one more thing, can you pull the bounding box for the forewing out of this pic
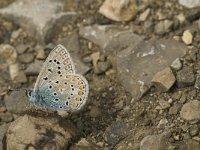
[34,44,75,90]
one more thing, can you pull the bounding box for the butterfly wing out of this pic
[34,44,75,90]
[32,44,88,111]
[35,74,89,111]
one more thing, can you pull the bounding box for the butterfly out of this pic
[26,44,89,112]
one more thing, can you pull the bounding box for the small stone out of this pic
[9,64,27,83]
[182,30,193,45]
[169,103,182,115]
[176,66,195,88]
[180,93,186,104]
[155,20,173,35]
[25,60,43,75]
[0,112,13,123]
[99,0,137,22]
[171,58,182,71]
[194,74,200,89]
[179,0,200,8]
[71,138,99,150]
[35,46,46,60]
[94,60,112,74]
[4,90,30,113]
[16,44,28,54]
[0,44,17,65]
[12,71,27,83]
[189,125,199,137]
[140,132,170,150]
[180,100,200,122]
[18,53,34,63]
[151,67,176,92]
[0,124,10,150]
[158,99,170,109]
[138,8,150,22]
[157,118,168,129]
[57,110,69,118]
[104,121,129,148]
[176,13,186,24]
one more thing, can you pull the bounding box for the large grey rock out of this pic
[117,39,187,99]
[0,0,77,43]
[79,25,144,54]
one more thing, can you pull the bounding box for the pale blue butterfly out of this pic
[27,44,89,112]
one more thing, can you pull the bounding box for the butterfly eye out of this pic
[49,60,52,62]
[57,71,61,74]
[55,81,59,84]
[49,85,52,89]
[55,98,58,101]
[58,66,61,69]
[59,106,62,109]
[54,59,57,62]
[66,101,69,106]
[53,93,57,96]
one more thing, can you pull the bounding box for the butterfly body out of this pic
[28,44,89,112]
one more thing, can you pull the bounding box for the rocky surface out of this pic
[0,0,200,149]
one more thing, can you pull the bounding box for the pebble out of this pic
[189,125,199,137]
[35,45,46,60]
[94,60,112,74]
[180,100,200,122]
[18,53,34,63]
[155,20,173,35]
[171,58,182,71]
[104,121,129,148]
[0,112,13,123]
[176,66,195,88]
[151,67,176,92]
[140,132,170,150]
[25,60,43,75]
[138,8,150,22]
[4,90,30,113]
[158,99,170,109]
[194,74,200,89]
[12,71,27,83]
[179,0,200,8]
[169,103,182,115]
[0,44,17,65]
[99,0,137,22]
[0,124,10,150]
[15,44,28,54]
[157,118,168,129]
[182,30,193,45]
